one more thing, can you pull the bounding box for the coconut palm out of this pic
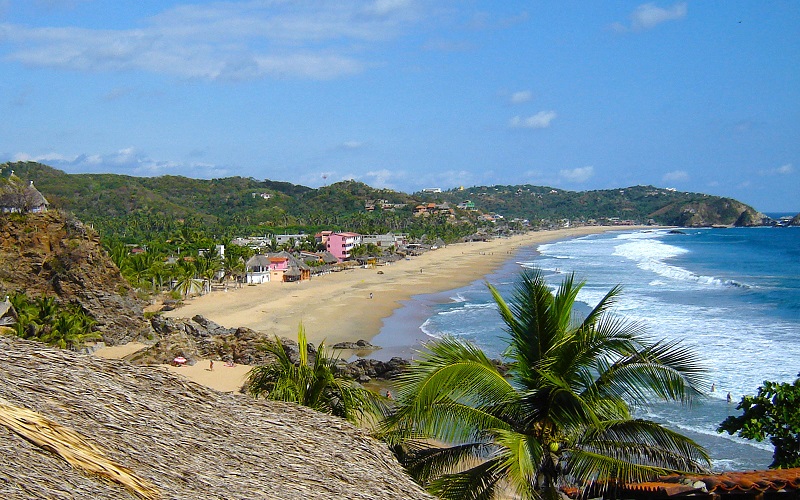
[382,269,709,499]
[246,324,384,423]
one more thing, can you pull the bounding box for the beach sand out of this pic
[162,227,638,347]
[97,226,646,392]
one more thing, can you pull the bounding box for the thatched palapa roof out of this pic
[0,337,433,499]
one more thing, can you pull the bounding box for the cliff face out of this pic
[0,212,151,345]
[650,198,764,227]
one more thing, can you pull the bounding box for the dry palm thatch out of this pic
[0,398,159,499]
[0,336,432,499]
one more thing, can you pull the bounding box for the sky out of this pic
[0,1,798,212]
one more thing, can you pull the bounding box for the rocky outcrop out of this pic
[649,198,765,227]
[0,212,151,345]
[791,213,800,226]
[131,315,418,385]
[332,339,379,350]
[334,357,411,383]
[0,336,434,499]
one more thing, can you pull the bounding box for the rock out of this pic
[0,212,153,345]
[332,339,379,350]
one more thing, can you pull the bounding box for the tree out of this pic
[382,269,709,499]
[718,374,800,468]
[246,324,383,423]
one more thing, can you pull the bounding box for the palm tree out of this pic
[246,324,384,423]
[382,269,709,499]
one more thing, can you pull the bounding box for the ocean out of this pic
[372,224,800,471]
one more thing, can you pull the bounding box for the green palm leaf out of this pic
[384,268,710,498]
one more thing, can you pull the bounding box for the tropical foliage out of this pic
[246,325,384,423]
[7,293,100,349]
[718,373,800,468]
[382,269,709,499]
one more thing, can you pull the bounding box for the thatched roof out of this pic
[0,337,433,499]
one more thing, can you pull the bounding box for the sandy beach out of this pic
[96,226,646,392]
[162,227,641,347]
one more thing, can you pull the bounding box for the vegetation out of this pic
[382,269,709,499]
[246,325,384,424]
[2,162,763,253]
[7,293,100,349]
[718,374,800,468]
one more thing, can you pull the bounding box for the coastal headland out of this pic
[162,226,645,349]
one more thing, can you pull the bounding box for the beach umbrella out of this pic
[173,356,187,365]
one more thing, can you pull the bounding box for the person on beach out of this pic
[369,293,373,299]
[210,359,214,371]
[726,392,732,404]
[711,383,715,392]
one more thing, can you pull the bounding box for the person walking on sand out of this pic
[726,392,732,404]
[210,359,214,371]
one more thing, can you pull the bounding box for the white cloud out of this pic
[612,2,687,33]
[559,166,594,183]
[509,110,557,129]
[361,168,399,188]
[760,163,794,176]
[0,1,421,80]
[510,90,532,104]
[341,141,364,149]
[11,148,231,178]
[663,170,689,182]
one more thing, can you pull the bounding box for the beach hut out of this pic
[0,295,17,329]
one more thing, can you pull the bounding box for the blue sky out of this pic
[1,1,798,211]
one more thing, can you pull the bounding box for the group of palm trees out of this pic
[246,268,711,499]
[4,294,100,349]
[108,242,252,298]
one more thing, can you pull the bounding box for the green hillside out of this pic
[2,161,766,245]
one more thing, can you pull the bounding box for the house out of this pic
[0,296,17,329]
[457,200,476,210]
[274,234,306,247]
[315,231,333,246]
[361,233,408,249]
[245,252,311,283]
[325,232,362,262]
[0,171,49,213]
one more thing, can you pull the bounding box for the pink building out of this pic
[325,232,362,262]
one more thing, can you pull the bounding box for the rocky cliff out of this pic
[0,211,151,345]
[649,197,765,227]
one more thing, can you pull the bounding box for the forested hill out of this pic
[417,185,767,227]
[2,161,767,241]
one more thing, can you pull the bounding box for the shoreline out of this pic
[161,226,650,348]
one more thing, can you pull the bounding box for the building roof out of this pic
[578,469,800,498]
[0,296,16,323]
[0,336,434,499]
[245,254,271,268]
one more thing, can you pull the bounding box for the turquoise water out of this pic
[373,226,800,471]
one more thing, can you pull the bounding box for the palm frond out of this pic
[573,418,710,476]
[494,428,545,498]
[426,458,506,500]
[395,440,496,485]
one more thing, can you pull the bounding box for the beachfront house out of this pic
[361,233,408,249]
[326,232,361,262]
[245,252,311,283]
